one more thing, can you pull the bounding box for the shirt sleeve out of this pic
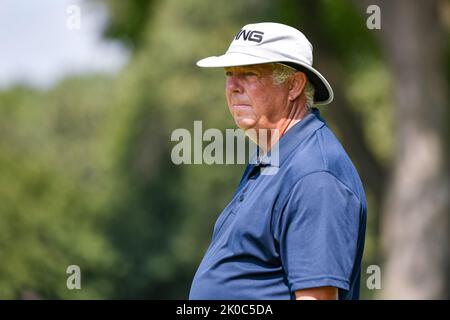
[274,171,362,293]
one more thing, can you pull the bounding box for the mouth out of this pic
[231,104,251,109]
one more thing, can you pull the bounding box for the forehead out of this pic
[224,64,273,73]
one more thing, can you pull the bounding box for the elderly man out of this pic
[189,22,367,300]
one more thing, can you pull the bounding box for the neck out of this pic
[256,104,311,155]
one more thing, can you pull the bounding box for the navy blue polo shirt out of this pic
[189,108,367,300]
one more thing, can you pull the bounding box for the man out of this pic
[189,22,367,300]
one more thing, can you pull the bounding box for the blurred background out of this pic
[0,0,448,299]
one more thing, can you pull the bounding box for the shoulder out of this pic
[285,125,364,200]
[285,170,359,206]
[291,125,350,169]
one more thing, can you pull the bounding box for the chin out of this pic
[235,119,257,131]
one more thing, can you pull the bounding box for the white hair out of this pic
[271,63,315,110]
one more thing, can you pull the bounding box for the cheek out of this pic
[225,84,230,105]
[251,88,275,112]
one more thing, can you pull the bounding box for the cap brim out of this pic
[287,63,334,106]
[196,52,333,105]
[197,52,272,68]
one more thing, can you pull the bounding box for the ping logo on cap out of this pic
[234,29,264,43]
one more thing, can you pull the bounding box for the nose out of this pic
[226,74,243,94]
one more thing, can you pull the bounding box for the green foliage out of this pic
[0,78,120,298]
[97,0,155,50]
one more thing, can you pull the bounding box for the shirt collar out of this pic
[250,107,326,168]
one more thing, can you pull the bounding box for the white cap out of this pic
[197,22,334,105]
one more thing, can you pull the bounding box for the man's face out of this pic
[224,64,290,131]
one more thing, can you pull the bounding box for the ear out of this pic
[288,72,307,101]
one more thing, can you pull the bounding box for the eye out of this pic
[244,72,257,76]
[225,71,232,77]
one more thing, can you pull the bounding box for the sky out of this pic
[0,0,129,90]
